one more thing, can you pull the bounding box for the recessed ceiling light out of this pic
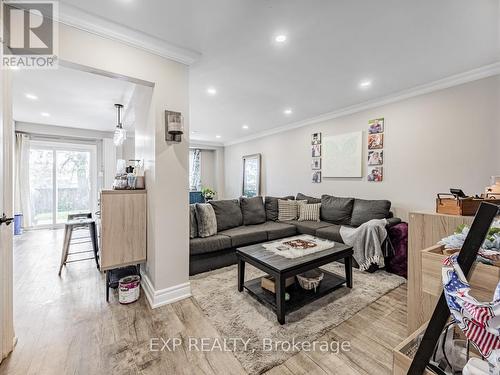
[275,34,287,43]
[283,108,293,115]
[242,124,249,129]
[41,112,50,117]
[215,135,221,139]
[207,87,217,96]
[359,80,372,89]
[25,93,38,100]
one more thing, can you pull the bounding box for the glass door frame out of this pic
[29,139,98,229]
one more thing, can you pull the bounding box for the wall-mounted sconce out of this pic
[165,110,184,143]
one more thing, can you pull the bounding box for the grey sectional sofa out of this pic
[189,193,401,275]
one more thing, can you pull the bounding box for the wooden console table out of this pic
[99,190,147,271]
[407,211,473,333]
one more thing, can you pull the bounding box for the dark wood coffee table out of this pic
[236,238,353,324]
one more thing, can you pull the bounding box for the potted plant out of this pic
[201,187,216,202]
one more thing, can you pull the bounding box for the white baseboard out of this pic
[141,272,192,309]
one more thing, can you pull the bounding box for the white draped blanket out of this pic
[340,219,387,271]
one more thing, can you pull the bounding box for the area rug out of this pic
[190,263,405,374]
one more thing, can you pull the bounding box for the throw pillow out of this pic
[240,196,266,225]
[209,199,243,232]
[296,193,321,204]
[278,199,298,221]
[264,195,295,221]
[350,198,391,227]
[195,203,217,238]
[189,204,198,239]
[298,202,321,222]
[320,195,355,225]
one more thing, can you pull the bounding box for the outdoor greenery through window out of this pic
[189,148,201,191]
[29,141,96,227]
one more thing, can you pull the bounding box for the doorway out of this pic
[28,140,97,228]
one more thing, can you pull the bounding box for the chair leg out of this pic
[89,222,99,269]
[58,225,72,276]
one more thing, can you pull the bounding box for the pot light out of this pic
[25,93,38,100]
[275,34,287,43]
[359,80,372,89]
[215,135,221,139]
[283,108,293,115]
[242,124,249,130]
[207,87,217,96]
[40,112,50,117]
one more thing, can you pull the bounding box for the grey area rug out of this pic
[190,263,405,374]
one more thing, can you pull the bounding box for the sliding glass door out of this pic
[29,141,97,227]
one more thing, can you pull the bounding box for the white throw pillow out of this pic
[298,202,321,222]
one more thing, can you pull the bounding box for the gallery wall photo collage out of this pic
[311,132,322,183]
[367,118,384,182]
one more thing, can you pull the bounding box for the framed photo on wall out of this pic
[368,133,384,149]
[367,167,383,182]
[312,132,322,145]
[312,144,321,157]
[368,118,384,134]
[312,171,322,183]
[311,157,321,170]
[368,150,383,166]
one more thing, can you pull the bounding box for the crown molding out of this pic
[189,140,225,149]
[58,4,201,66]
[224,61,500,147]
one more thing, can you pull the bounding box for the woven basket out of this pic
[296,269,324,292]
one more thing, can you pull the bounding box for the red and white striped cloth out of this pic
[442,255,500,369]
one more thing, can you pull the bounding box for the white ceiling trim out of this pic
[58,4,201,65]
[189,141,224,149]
[224,61,500,147]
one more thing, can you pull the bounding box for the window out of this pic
[29,140,97,227]
[189,148,201,191]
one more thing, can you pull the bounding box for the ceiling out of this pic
[13,66,137,131]
[54,1,500,142]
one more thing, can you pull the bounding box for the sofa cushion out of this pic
[252,221,297,240]
[264,195,295,221]
[350,198,392,227]
[298,202,321,222]
[284,220,334,235]
[219,225,268,247]
[278,199,300,221]
[195,203,217,238]
[320,195,354,225]
[189,204,198,239]
[316,225,344,243]
[240,196,266,225]
[190,234,232,255]
[209,199,243,231]
[296,193,321,204]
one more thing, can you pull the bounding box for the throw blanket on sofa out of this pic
[340,219,387,271]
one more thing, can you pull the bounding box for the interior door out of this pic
[0,67,15,363]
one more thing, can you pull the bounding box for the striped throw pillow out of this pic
[278,199,307,221]
[298,202,321,222]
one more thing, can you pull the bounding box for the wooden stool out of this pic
[58,214,99,275]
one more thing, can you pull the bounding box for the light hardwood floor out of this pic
[0,229,407,375]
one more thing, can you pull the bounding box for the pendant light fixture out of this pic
[113,103,126,146]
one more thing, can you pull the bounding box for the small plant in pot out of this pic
[201,187,216,202]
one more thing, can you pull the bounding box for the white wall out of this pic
[58,23,190,301]
[224,76,500,220]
